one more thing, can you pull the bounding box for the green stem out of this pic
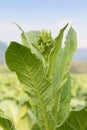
[37,92,51,130]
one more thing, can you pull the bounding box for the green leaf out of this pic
[52,75,71,127]
[0,99,40,130]
[52,27,77,126]
[0,109,15,130]
[47,24,68,79]
[56,75,71,127]
[25,31,40,45]
[0,100,18,122]
[21,31,40,48]
[21,31,46,68]
[5,42,52,130]
[16,102,41,130]
[53,27,77,91]
[14,23,46,68]
[57,105,87,130]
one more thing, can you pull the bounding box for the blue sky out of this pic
[0,0,87,48]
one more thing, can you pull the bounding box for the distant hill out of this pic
[73,49,87,61]
[0,41,7,64]
[70,61,87,73]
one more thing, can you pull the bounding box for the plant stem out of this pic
[37,91,51,130]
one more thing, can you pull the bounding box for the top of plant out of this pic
[32,29,54,65]
[36,29,53,55]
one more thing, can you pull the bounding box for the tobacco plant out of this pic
[1,23,87,130]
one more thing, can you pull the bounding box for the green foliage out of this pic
[0,73,87,130]
[5,24,86,130]
[57,105,87,130]
[0,109,15,130]
[71,74,87,108]
[0,73,24,102]
[0,99,41,130]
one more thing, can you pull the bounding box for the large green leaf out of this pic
[47,24,68,79]
[5,42,52,130]
[0,109,15,130]
[57,105,87,130]
[52,27,77,126]
[53,27,77,91]
[56,75,71,127]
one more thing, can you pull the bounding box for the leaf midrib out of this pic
[17,47,51,130]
